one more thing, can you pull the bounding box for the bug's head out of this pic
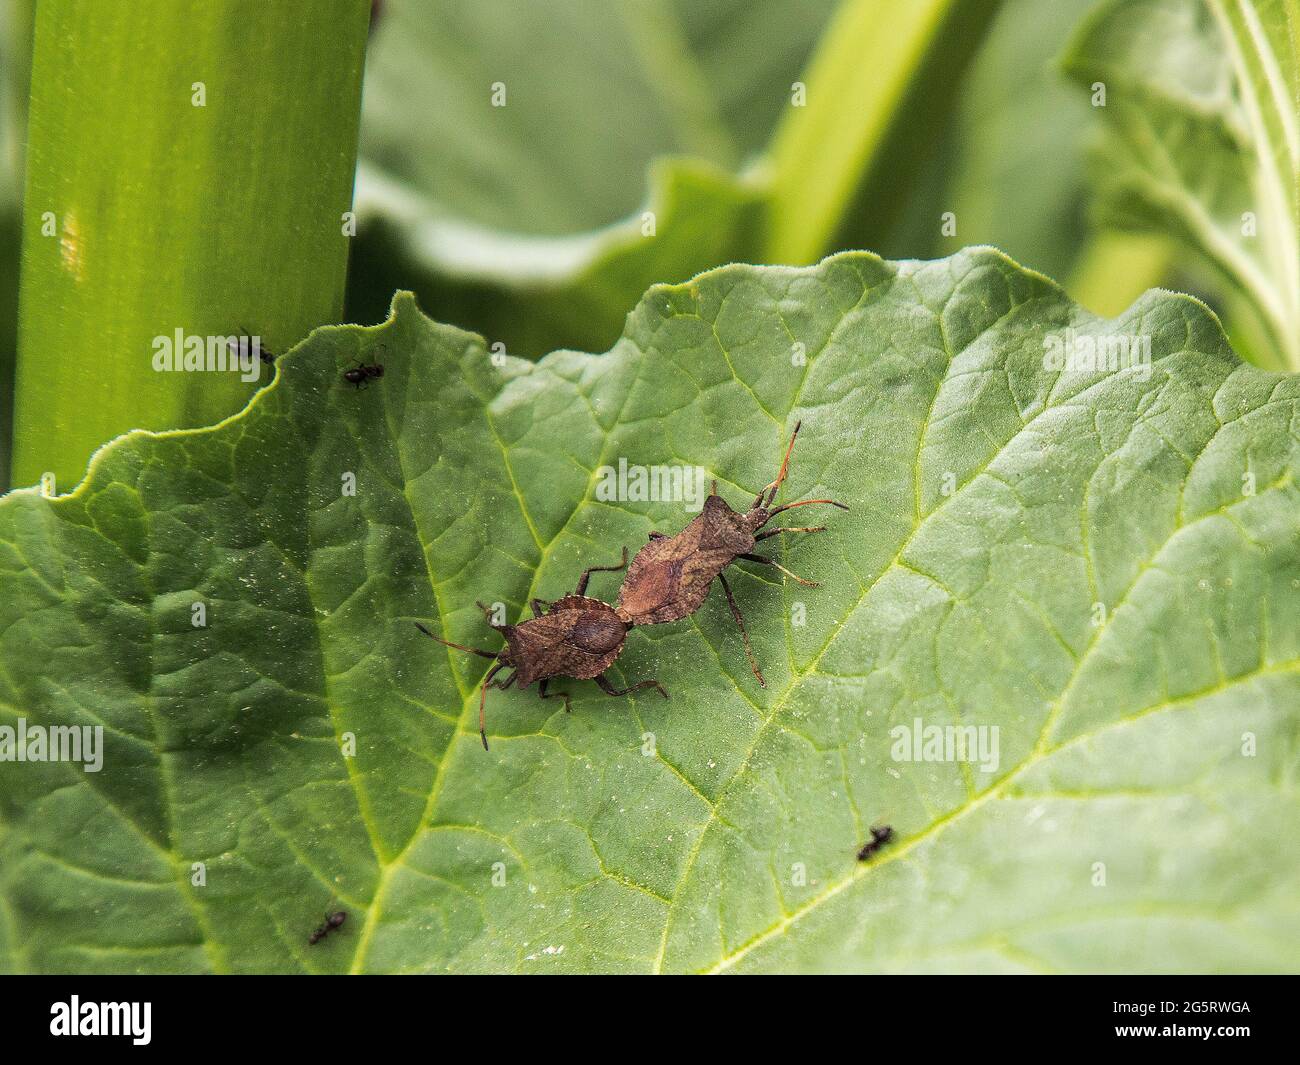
[490,618,517,668]
[742,494,777,531]
[475,600,510,631]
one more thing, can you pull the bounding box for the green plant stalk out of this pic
[1205,0,1300,372]
[764,0,1002,264]
[0,0,36,491]
[10,0,370,490]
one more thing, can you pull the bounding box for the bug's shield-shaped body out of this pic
[616,494,755,625]
[503,595,627,686]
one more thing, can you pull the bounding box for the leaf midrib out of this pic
[706,655,1298,973]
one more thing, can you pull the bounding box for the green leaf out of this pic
[941,0,1182,326]
[1063,0,1300,372]
[765,0,1003,264]
[348,155,765,358]
[1,249,1296,974]
[349,0,839,358]
[348,0,996,357]
[944,0,1099,283]
[10,0,371,491]
[358,0,839,236]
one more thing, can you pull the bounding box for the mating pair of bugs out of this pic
[416,422,847,750]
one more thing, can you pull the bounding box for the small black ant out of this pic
[856,824,894,861]
[342,353,384,390]
[308,910,346,944]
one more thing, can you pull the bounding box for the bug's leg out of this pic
[478,662,505,750]
[718,572,765,688]
[595,674,669,700]
[538,678,572,714]
[738,553,820,587]
[754,525,826,542]
[753,419,803,508]
[648,531,666,541]
[414,622,498,659]
[574,545,629,596]
[529,598,549,618]
[489,670,516,690]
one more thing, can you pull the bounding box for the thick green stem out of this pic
[11,0,370,490]
[0,0,35,491]
[765,0,1003,265]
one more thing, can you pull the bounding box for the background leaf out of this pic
[1,249,1295,973]
[347,0,838,358]
[359,0,835,235]
[765,0,1002,264]
[944,0,1109,283]
[345,0,997,359]
[1063,0,1300,371]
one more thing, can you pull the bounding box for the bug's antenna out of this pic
[414,622,497,659]
[767,497,850,517]
[754,420,802,508]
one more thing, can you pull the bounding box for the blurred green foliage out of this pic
[0,0,33,490]
[1,0,1294,491]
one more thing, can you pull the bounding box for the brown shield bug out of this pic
[416,548,667,750]
[614,421,846,686]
